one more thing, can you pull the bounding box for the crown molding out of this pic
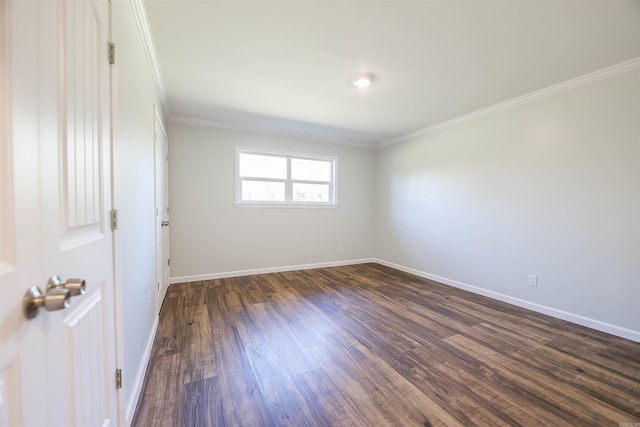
[129,0,169,117]
[377,57,640,148]
[168,115,376,149]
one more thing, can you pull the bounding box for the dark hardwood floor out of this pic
[131,263,640,426]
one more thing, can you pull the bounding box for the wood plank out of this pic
[184,377,225,427]
[131,353,185,426]
[185,280,206,307]
[291,368,371,427]
[446,333,637,425]
[181,305,216,384]
[211,324,274,426]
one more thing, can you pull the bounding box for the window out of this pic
[236,147,337,207]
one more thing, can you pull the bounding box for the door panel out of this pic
[161,130,170,294]
[64,290,108,426]
[154,112,170,312]
[0,0,117,425]
[60,0,104,247]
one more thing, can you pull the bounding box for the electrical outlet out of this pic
[528,275,538,287]
[337,244,343,252]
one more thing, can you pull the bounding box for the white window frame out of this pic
[235,147,338,208]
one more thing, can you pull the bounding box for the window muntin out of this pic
[236,148,337,207]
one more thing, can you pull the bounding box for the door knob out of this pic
[46,275,86,297]
[23,286,70,319]
[23,274,85,319]
[161,221,170,227]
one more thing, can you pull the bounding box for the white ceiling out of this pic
[144,0,640,146]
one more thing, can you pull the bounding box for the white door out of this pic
[0,0,118,425]
[154,111,170,312]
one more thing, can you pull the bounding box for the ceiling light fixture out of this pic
[352,73,375,88]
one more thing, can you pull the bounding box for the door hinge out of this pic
[115,369,122,389]
[109,42,115,65]
[167,259,170,266]
[111,210,118,230]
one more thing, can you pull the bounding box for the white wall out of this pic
[113,0,163,420]
[167,123,375,280]
[375,69,640,338]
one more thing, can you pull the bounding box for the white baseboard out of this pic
[170,258,376,284]
[126,314,160,426]
[373,258,640,343]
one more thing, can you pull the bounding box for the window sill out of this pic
[234,202,338,209]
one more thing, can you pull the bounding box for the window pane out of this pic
[293,183,329,202]
[291,158,332,182]
[239,153,287,179]
[241,180,285,201]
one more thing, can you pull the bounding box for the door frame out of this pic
[108,4,126,423]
